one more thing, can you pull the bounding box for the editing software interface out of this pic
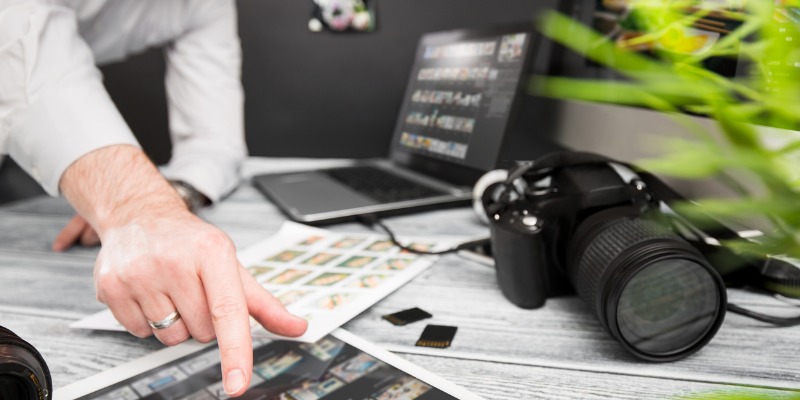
[394,32,531,170]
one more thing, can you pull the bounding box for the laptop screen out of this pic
[389,25,535,181]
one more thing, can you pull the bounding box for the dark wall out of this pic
[102,50,171,164]
[102,0,553,164]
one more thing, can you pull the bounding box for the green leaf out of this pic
[532,76,718,109]
[713,101,762,150]
[681,389,800,400]
[538,11,674,81]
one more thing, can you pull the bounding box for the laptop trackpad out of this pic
[267,171,378,214]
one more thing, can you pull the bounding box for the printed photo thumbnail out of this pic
[298,235,325,246]
[314,292,358,310]
[266,250,306,263]
[348,274,390,289]
[302,252,340,266]
[370,376,433,400]
[375,258,413,271]
[247,266,275,280]
[337,255,377,269]
[268,269,313,285]
[365,240,395,252]
[283,377,345,400]
[329,353,383,383]
[332,238,365,249]
[308,272,351,287]
[300,337,346,362]
[255,351,304,380]
[277,290,311,306]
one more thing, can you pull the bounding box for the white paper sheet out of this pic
[71,221,461,342]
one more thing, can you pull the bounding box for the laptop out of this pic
[253,23,537,225]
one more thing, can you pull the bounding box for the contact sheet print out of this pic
[72,222,458,343]
[242,222,457,342]
[72,332,470,400]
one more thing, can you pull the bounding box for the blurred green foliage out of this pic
[681,392,800,400]
[534,0,800,261]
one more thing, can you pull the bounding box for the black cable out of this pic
[358,214,490,256]
[360,211,800,327]
[727,303,800,327]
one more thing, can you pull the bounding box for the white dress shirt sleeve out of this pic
[0,1,140,196]
[159,0,247,203]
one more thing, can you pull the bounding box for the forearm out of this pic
[59,144,188,236]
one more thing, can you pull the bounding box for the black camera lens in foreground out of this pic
[0,326,52,400]
[569,211,726,362]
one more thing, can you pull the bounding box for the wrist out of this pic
[96,191,191,238]
[168,180,210,213]
[59,145,191,237]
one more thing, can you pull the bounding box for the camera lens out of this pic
[0,326,52,400]
[616,258,721,356]
[568,208,726,361]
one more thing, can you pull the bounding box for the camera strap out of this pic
[512,150,742,239]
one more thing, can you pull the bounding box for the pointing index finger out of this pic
[200,234,253,397]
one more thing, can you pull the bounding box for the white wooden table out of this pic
[1,158,798,399]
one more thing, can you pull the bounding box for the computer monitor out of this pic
[388,23,538,185]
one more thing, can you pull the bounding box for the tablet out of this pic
[55,329,483,400]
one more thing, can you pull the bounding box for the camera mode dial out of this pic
[501,207,542,234]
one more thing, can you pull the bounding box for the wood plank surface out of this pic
[0,312,796,400]
[1,158,799,398]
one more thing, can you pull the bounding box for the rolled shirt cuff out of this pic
[159,141,243,203]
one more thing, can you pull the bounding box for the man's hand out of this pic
[52,214,100,251]
[58,145,307,397]
[96,210,307,396]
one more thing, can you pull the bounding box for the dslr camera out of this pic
[477,152,728,361]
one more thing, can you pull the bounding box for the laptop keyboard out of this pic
[324,166,448,203]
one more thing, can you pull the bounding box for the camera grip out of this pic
[490,220,549,309]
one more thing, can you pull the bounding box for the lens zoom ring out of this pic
[572,218,679,314]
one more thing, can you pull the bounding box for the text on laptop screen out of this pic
[391,31,531,171]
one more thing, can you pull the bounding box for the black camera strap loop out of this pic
[517,151,744,239]
[505,161,535,184]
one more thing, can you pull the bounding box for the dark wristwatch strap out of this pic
[168,180,210,212]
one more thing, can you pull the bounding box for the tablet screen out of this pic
[80,334,459,400]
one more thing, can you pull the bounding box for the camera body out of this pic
[490,163,645,308]
[482,157,727,361]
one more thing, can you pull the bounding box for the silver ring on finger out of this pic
[148,310,181,330]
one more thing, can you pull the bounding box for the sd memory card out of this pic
[415,324,457,349]
[382,307,432,326]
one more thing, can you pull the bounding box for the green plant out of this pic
[534,0,800,262]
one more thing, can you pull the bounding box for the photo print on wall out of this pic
[309,0,377,33]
